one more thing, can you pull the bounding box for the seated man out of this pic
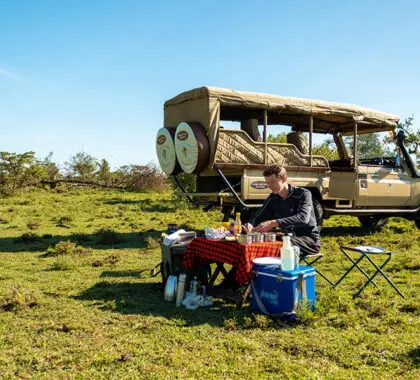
[215,165,320,293]
[246,164,320,256]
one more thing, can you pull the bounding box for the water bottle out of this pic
[281,235,295,271]
[176,274,186,307]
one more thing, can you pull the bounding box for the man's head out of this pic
[263,165,288,194]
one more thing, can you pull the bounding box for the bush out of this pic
[0,285,40,311]
[49,257,75,271]
[27,220,41,230]
[45,240,91,257]
[96,228,124,245]
[57,215,73,225]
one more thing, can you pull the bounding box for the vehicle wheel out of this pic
[415,218,420,230]
[358,216,389,230]
[175,122,210,174]
[156,127,180,175]
[313,198,324,230]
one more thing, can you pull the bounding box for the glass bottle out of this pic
[234,212,242,236]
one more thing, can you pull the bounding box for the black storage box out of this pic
[160,243,188,283]
[160,242,211,284]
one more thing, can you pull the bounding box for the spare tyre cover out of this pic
[175,122,209,174]
[156,127,178,175]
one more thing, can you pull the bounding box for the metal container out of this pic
[176,274,186,307]
[190,276,199,295]
[237,234,252,244]
[252,233,264,243]
[164,275,177,301]
[264,233,276,242]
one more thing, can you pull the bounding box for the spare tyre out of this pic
[175,122,209,174]
[156,127,179,175]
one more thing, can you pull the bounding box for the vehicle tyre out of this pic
[175,122,210,174]
[415,217,420,230]
[156,127,180,175]
[358,216,389,230]
[313,198,324,230]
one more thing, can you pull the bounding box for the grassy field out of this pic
[0,186,419,379]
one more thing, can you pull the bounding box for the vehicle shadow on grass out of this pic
[0,230,166,253]
[104,198,178,213]
[73,279,245,327]
[321,226,374,237]
[403,346,420,368]
[0,221,201,253]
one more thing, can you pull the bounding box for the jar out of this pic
[264,233,276,242]
[252,233,264,243]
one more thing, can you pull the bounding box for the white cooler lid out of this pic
[252,257,282,266]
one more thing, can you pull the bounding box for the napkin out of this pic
[163,229,186,246]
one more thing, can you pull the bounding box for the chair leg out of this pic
[334,250,379,289]
[236,283,252,309]
[355,254,405,298]
[301,256,334,286]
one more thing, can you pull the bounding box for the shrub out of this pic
[96,228,124,245]
[57,215,73,225]
[0,285,40,311]
[45,240,91,257]
[49,257,75,271]
[146,235,159,249]
[27,220,41,230]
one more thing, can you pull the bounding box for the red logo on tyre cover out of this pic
[157,135,166,145]
[177,130,189,141]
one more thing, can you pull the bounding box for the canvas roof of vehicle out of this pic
[164,86,400,134]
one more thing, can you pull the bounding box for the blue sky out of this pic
[1,0,419,169]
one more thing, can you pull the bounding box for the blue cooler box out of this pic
[251,264,316,317]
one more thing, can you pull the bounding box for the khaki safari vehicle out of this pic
[156,86,420,229]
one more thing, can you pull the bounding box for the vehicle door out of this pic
[356,160,411,207]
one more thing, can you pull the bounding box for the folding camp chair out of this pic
[333,246,405,298]
[299,253,334,286]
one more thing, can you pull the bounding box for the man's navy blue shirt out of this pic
[251,184,320,240]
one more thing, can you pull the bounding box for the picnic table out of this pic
[183,237,282,286]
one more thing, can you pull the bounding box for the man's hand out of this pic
[243,223,254,233]
[253,219,277,232]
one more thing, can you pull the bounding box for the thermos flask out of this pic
[176,274,186,307]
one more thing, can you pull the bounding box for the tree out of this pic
[312,139,339,160]
[39,152,60,181]
[267,132,287,143]
[397,116,420,155]
[344,133,384,159]
[0,151,41,195]
[115,163,166,190]
[97,159,112,185]
[65,152,98,181]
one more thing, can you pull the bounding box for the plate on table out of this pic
[252,257,282,266]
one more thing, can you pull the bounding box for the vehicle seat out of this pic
[286,131,309,155]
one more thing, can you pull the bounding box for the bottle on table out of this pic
[234,212,242,236]
[281,235,295,271]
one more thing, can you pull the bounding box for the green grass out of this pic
[0,186,419,378]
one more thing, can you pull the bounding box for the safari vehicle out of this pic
[156,87,420,229]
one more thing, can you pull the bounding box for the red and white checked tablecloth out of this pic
[183,237,282,286]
